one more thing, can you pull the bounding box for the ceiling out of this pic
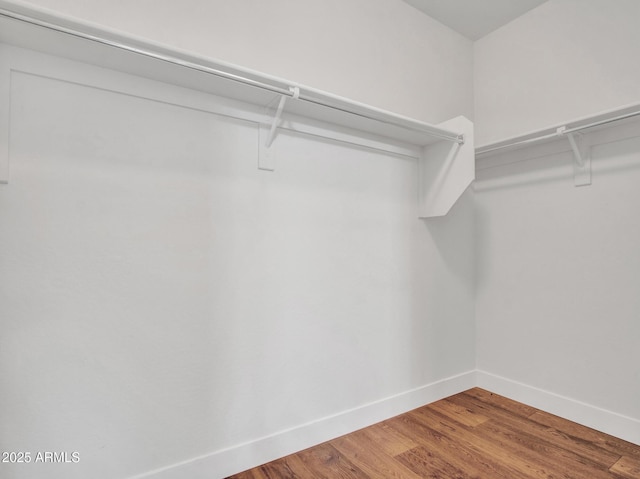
[403,0,548,40]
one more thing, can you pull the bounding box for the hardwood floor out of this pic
[227,388,640,478]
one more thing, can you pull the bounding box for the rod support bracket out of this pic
[259,86,300,171]
[265,86,299,147]
[557,127,591,186]
[567,132,591,187]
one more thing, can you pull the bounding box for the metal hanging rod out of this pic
[0,8,294,97]
[0,5,464,145]
[476,109,640,156]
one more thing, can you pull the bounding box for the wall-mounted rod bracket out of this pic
[557,126,591,187]
[259,86,299,171]
[266,86,300,147]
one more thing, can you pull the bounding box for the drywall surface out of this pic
[14,0,473,125]
[475,131,640,437]
[474,0,640,146]
[0,47,475,478]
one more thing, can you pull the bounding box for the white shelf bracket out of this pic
[419,116,474,218]
[558,127,591,186]
[258,86,299,171]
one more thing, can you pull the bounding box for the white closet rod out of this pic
[1,10,292,94]
[476,109,640,156]
[0,7,464,145]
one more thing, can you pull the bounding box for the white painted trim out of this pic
[127,371,476,479]
[476,370,640,446]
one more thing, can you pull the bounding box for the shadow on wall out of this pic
[422,187,476,287]
[407,188,476,382]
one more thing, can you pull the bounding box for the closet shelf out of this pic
[475,103,640,187]
[476,104,640,158]
[0,0,474,217]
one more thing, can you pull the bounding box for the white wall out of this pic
[473,0,640,443]
[475,129,640,441]
[18,0,474,125]
[2,4,637,479]
[0,2,476,477]
[474,0,640,145]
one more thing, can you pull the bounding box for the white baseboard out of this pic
[130,370,476,479]
[476,370,640,446]
[131,370,639,478]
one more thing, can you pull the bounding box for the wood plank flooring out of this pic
[227,388,640,478]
